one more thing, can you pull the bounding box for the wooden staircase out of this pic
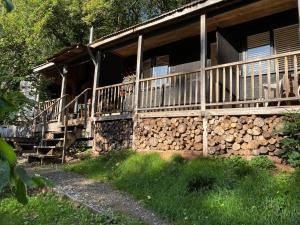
[27,123,86,163]
[25,88,93,164]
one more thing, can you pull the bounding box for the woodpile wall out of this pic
[133,117,204,152]
[93,115,285,163]
[93,119,133,152]
[207,115,284,159]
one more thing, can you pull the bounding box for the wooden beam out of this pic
[134,35,143,112]
[58,70,67,123]
[200,14,206,111]
[91,51,101,119]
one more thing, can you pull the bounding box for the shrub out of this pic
[280,113,300,167]
[187,173,216,193]
[249,156,275,170]
[227,156,252,177]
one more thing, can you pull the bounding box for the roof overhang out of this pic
[89,0,225,49]
[33,62,55,73]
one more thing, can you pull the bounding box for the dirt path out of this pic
[31,168,171,225]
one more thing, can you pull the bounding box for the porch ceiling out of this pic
[110,0,297,57]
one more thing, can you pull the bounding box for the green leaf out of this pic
[15,178,28,205]
[31,174,51,188]
[0,138,17,166]
[0,160,10,192]
[14,166,33,187]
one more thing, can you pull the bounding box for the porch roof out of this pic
[89,0,224,50]
[90,0,297,57]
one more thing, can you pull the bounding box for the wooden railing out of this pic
[205,50,300,108]
[35,96,67,123]
[95,82,135,116]
[54,88,92,122]
[138,70,201,111]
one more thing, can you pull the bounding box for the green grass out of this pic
[0,192,144,225]
[65,150,300,225]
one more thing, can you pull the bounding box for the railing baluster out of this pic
[229,66,232,102]
[179,75,182,106]
[216,68,219,104]
[222,67,226,103]
[267,60,271,99]
[284,56,290,97]
[173,75,177,106]
[251,63,255,100]
[243,64,247,101]
[259,61,263,100]
[184,74,187,106]
[141,81,144,109]
[275,58,280,98]
[189,73,194,105]
[294,55,298,97]
[150,80,153,109]
[209,70,213,104]
[145,81,149,108]
[195,73,198,105]
[168,77,171,107]
[164,78,167,107]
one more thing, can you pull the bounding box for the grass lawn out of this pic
[0,192,144,225]
[66,150,300,225]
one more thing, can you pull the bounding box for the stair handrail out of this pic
[53,88,92,120]
[31,94,68,122]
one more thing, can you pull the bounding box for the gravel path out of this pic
[32,168,171,225]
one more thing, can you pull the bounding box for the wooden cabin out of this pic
[32,0,300,162]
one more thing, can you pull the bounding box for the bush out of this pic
[187,173,216,193]
[227,156,252,177]
[280,113,300,167]
[249,156,275,170]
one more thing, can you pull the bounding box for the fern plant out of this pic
[280,113,300,167]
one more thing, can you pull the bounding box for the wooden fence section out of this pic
[36,98,61,122]
[138,70,201,111]
[205,50,300,108]
[37,51,300,121]
[95,82,135,116]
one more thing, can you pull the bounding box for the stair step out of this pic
[59,123,83,128]
[24,153,57,158]
[34,146,62,149]
[42,138,64,142]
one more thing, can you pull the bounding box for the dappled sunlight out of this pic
[65,150,300,225]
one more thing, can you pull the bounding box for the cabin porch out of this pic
[31,0,300,160]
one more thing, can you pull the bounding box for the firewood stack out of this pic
[207,115,284,157]
[134,117,204,152]
[94,120,133,152]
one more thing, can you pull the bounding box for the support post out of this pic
[200,14,208,157]
[134,35,143,113]
[200,14,207,112]
[298,0,300,22]
[58,68,67,123]
[91,51,101,119]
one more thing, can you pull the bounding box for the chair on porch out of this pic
[263,71,300,106]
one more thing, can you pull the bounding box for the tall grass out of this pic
[66,150,300,225]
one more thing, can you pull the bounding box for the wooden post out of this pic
[58,70,67,123]
[84,91,88,127]
[62,112,68,164]
[91,51,101,119]
[200,14,207,112]
[134,35,143,112]
[200,14,208,157]
[298,0,300,22]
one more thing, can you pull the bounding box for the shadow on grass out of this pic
[66,150,300,225]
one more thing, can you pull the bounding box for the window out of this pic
[274,24,300,71]
[247,31,272,75]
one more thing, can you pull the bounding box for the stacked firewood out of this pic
[207,115,283,156]
[134,117,204,151]
[94,120,133,152]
